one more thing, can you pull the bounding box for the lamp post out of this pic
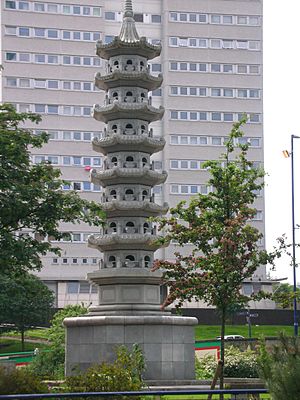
[283,134,300,336]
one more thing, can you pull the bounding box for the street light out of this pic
[283,134,300,336]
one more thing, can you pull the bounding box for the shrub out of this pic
[29,304,87,379]
[0,366,48,394]
[66,344,145,399]
[258,334,300,400]
[196,346,259,379]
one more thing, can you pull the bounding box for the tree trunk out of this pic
[219,309,226,400]
[21,329,25,352]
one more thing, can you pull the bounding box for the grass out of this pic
[4,328,50,341]
[2,324,294,344]
[0,339,50,354]
[195,325,294,340]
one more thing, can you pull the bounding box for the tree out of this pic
[273,283,300,309]
[152,119,284,394]
[0,103,105,276]
[0,272,54,351]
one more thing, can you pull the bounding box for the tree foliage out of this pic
[273,283,300,309]
[152,119,285,392]
[0,103,105,276]
[0,272,54,350]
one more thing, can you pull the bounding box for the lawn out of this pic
[4,328,50,341]
[0,339,50,354]
[195,325,293,340]
[2,324,294,344]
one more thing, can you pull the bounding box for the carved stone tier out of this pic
[93,103,164,123]
[96,37,161,60]
[87,268,163,315]
[95,71,163,91]
[101,200,169,218]
[90,167,167,187]
[88,232,167,252]
[92,135,165,155]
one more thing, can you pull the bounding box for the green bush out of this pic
[29,304,87,379]
[0,366,48,394]
[66,345,145,399]
[196,346,259,379]
[258,334,300,400]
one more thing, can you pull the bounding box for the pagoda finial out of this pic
[119,0,140,43]
[124,0,133,16]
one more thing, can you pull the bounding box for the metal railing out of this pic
[0,388,269,400]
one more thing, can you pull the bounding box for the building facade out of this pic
[0,0,266,308]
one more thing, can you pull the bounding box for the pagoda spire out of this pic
[119,0,140,43]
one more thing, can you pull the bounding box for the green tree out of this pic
[152,119,284,395]
[0,272,54,351]
[273,283,300,309]
[0,103,105,276]
[30,304,88,379]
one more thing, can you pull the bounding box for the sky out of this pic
[264,1,300,283]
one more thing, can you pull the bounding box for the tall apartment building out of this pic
[1,0,267,308]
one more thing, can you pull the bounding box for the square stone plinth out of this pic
[64,314,197,381]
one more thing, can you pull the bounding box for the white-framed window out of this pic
[33,154,102,167]
[3,2,102,17]
[5,25,101,42]
[169,36,260,51]
[170,110,262,123]
[5,51,101,68]
[33,129,101,142]
[169,61,260,75]
[168,11,260,26]
[170,184,209,195]
[170,159,207,170]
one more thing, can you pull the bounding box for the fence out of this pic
[0,388,270,400]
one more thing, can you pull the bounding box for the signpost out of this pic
[237,310,259,338]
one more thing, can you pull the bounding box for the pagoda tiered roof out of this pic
[101,200,169,218]
[96,37,161,61]
[92,134,166,155]
[95,70,163,91]
[88,232,167,252]
[90,167,167,187]
[93,102,165,124]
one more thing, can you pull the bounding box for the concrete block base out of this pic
[64,314,198,380]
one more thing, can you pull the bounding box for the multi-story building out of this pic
[1,0,267,308]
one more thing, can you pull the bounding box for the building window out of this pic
[105,11,115,20]
[5,1,16,9]
[243,284,253,296]
[134,13,143,22]
[151,15,161,23]
[67,282,79,294]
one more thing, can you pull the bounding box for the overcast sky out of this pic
[264,0,300,283]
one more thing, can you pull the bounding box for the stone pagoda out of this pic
[64,0,197,381]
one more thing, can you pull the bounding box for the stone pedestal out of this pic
[64,315,197,380]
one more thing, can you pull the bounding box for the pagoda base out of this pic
[63,314,198,380]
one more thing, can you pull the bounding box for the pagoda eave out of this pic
[96,37,161,60]
[88,233,167,252]
[92,135,166,155]
[101,201,169,218]
[93,103,164,123]
[87,268,163,286]
[90,168,168,187]
[95,71,163,91]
